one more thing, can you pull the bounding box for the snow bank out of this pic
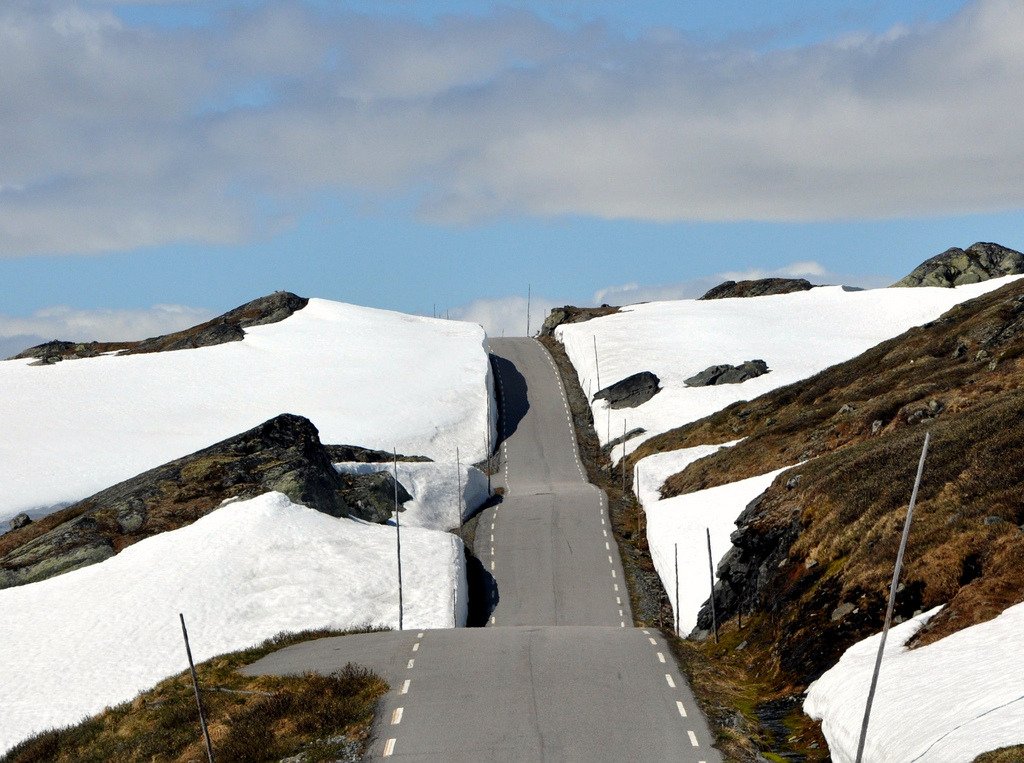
[557,278,1022,460]
[0,299,495,521]
[805,602,1024,762]
[336,461,490,530]
[0,493,466,754]
[635,443,787,634]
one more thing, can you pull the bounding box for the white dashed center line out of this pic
[383,738,396,757]
[665,674,676,688]
[400,679,410,695]
[648,637,657,645]
[676,700,687,718]
[657,652,666,663]
[391,707,404,725]
[412,642,419,652]
[687,730,699,747]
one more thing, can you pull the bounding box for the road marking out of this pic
[490,560,495,571]
[417,632,424,638]
[603,530,607,537]
[616,596,621,604]
[665,674,676,688]
[400,679,410,695]
[407,659,415,669]
[491,547,495,555]
[657,652,666,663]
[676,700,687,717]
[490,534,494,542]
[642,629,650,635]
[412,642,419,652]
[608,555,614,564]
[648,637,657,645]
[605,541,610,550]
[391,707,404,725]
[621,621,626,627]
[619,609,624,616]
[383,738,396,757]
[600,517,605,525]
[611,569,616,578]
[687,730,699,747]
[614,584,619,591]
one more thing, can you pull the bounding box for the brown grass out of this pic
[1,628,387,763]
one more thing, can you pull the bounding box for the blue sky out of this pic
[2,0,1023,345]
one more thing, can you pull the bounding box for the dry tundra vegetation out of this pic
[549,278,1024,760]
[0,629,387,763]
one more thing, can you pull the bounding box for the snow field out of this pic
[0,298,496,521]
[634,445,788,634]
[557,278,1022,463]
[805,603,1024,762]
[0,493,468,755]
[335,461,490,529]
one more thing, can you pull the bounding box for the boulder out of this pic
[593,371,661,408]
[0,413,410,589]
[700,278,815,300]
[685,360,770,387]
[8,513,32,532]
[539,305,620,337]
[892,242,1024,288]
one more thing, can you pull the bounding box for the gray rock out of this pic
[8,513,32,532]
[699,278,815,300]
[335,471,413,524]
[539,305,620,337]
[593,371,661,408]
[324,444,432,463]
[872,419,884,435]
[831,602,855,622]
[892,242,1024,288]
[685,360,770,387]
[984,515,1005,526]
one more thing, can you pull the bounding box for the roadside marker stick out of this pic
[526,284,531,336]
[394,448,404,631]
[179,613,215,763]
[456,446,462,528]
[621,420,627,500]
[593,335,600,393]
[706,528,718,644]
[855,432,931,763]
[674,543,680,638]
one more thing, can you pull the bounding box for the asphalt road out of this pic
[246,338,721,762]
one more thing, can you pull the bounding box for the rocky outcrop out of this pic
[7,291,309,363]
[0,414,410,589]
[593,371,661,408]
[540,305,620,337]
[684,360,769,387]
[8,513,32,532]
[892,242,1024,288]
[324,444,432,463]
[699,278,814,300]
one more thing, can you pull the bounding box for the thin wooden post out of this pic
[593,336,601,392]
[855,432,930,763]
[621,420,627,500]
[526,284,531,336]
[706,528,718,644]
[485,429,492,495]
[394,448,404,631]
[456,446,462,527]
[179,613,214,763]
[674,543,680,638]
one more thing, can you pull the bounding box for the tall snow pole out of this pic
[456,446,463,528]
[855,432,931,763]
[621,419,627,500]
[485,429,491,496]
[526,284,531,337]
[179,613,214,763]
[593,336,601,392]
[394,448,404,632]
[674,544,680,638]
[706,528,718,644]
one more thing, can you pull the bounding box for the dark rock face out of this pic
[8,513,32,532]
[324,444,432,463]
[7,291,308,362]
[685,360,769,387]
[539,305,620,337]
[0,413,409,589]
[593,371,661,408]
[893,242,1024,288]
[699,278,814,300]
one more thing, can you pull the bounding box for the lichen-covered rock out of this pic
[685,360,770,387]
[593,371,661,408]
[539,305,620,337]
[699,278,815,300]
[323,444,432,463]
[892,242,1024,288]
[0,413,410,588]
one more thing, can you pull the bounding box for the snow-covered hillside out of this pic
[557,278,1022,461]
[0,299,494,522]
[805,603,1024,762]
[0,492,467,755]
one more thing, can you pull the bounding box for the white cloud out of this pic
[2,1,1024,256]
[0,304,214,357]
[450,294,560,338]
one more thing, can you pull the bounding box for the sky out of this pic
[1,0,1023,349]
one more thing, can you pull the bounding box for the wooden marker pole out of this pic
[179,614,214,763]
[394,448,404,631]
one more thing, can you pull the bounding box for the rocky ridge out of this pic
[8,291,308,364]
[0,414,414,589]
[893,242,1024,288]
[699,278,815,300]
[539,305,620,337]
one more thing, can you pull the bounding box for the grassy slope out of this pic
[1,629,387,763]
